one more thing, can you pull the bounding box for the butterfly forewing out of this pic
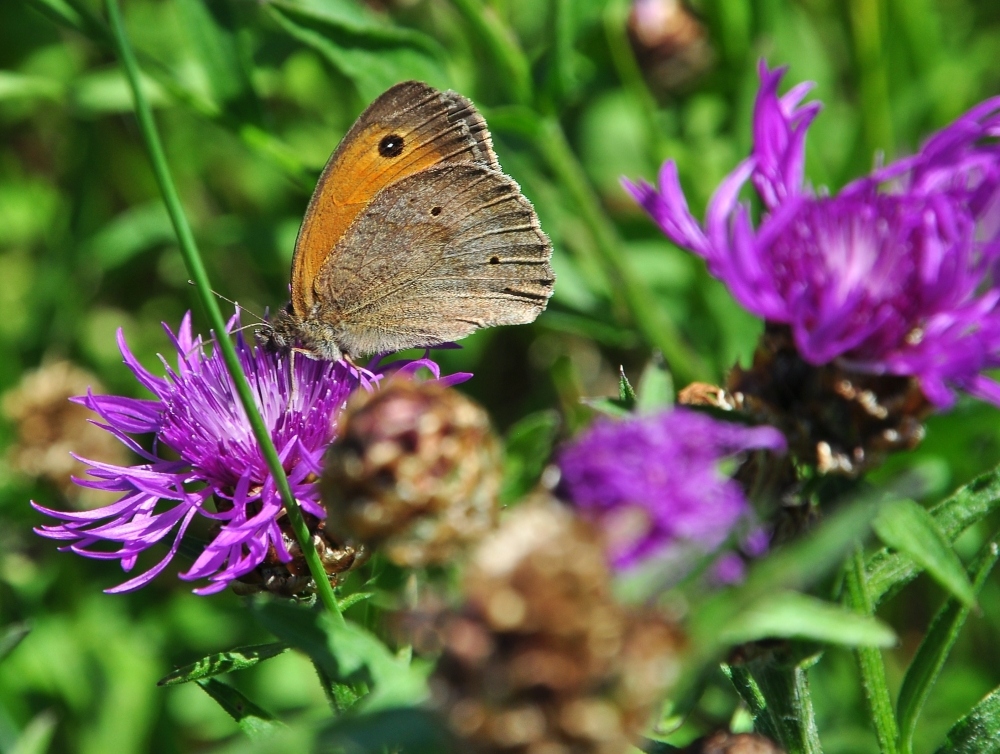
[313,164,554,357]
[291,82,500,316]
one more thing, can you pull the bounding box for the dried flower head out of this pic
[426,498,681,754]
[557,408,785,570]
[32,312,453,594]
[628,0,713,93]
[3,360,129,506]
[681,732,785,754]
[323,378,500,568]
[625,62,1000,469]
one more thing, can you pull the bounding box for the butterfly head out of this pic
[257,304,345,362]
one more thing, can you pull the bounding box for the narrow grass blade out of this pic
[868,463,1000,604]
[873,499,975,607]
[157,642,289,686]
[196,679,284,740]
[898,535,1000,754]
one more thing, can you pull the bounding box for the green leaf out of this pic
[868,462,1000,603]
[317,707,456,754]
[500,410,560,503]
[934,684,1000,754]
[618,365,637,405]
[717,592,896,647]
[724,646,822,754]
[266,0,449,102]
[873,499,976,607]
[157,642,289,686]
[337,591,375,613]
[10,711,57,754]
[690,498,880,660]
[0,622,31,664]
[898,536,1000,754]
[635,354,674,414]
[254,602,427,713]
[0,72,63,102]
[195,679,284,741]
[174,0,260,123]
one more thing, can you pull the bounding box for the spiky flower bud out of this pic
[425,498,681,753]
[323,379,500,568]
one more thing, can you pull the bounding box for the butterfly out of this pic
[264,81,555,361]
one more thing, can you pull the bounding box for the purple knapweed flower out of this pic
[557,408,785,569]
[33,311,464,595]
[625,61,1000,408]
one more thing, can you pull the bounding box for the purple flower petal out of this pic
[558,408,785,569]
[34,309,457,593]
[626,61,1000,409]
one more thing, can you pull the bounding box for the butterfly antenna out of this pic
[187,281,266,324]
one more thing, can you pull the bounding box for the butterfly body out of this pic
[266,81,554,361]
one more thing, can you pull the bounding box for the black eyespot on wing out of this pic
[489,255,500,264]
[430,206,442,216]
[378,134,405,158]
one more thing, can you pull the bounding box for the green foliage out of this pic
[195,679,285,741]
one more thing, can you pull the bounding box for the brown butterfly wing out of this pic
[311,163,554,357]
[291,81,499,317]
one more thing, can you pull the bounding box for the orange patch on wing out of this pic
[291,123,457,316]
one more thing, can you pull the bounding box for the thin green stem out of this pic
[449,0,532,105]
[537,118,710,384]
[602,0,668,165]
[105,0,343,623]
[848,0,894,157]
[846,545,899,754]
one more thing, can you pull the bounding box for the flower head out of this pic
[556,408,785,569]
[625,61,1000,409]
[32,311,460,595]
[419,497,681,753]
[323,378,500,568]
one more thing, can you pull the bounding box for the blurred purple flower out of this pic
[625,61,1000,408]
[33,312,464,595]
[557,408,785,569]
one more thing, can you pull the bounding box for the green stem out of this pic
[449,0,532,105]
[846,545,899,754]
[537,118,710,384]
[725,648,824,754]
[848,0,894,157]
[602,0,667,165]
[105,0,343,624]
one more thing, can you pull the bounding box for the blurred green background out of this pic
[2,0,1000,751]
